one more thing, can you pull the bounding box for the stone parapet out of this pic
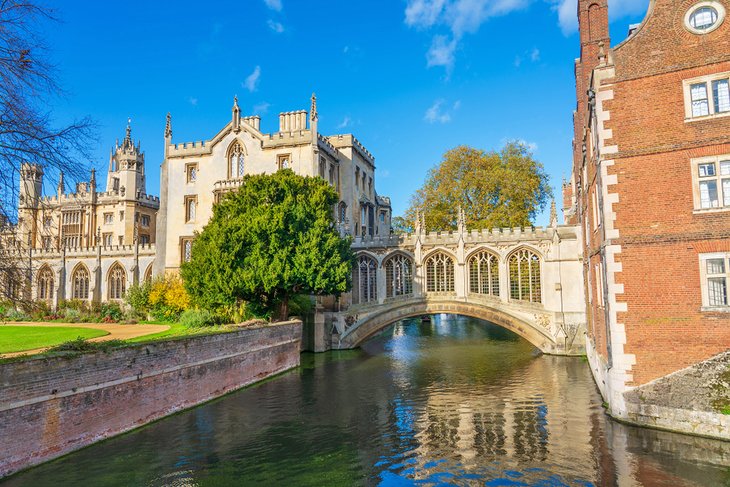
[0,321,302,478]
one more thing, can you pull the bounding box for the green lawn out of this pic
[0,326,109,353]
[127,323,233,343]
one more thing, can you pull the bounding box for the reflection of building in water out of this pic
[407,357,595,475]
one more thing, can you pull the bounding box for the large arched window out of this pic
[72,265,90,300]
[384,254,413,298]
[469,250,499,296]
[508,248,541,303]
[229,142,245,178]
[37,266,54,302]
[425,251,455,293]
[353,254,377,304]
[108,263,126,300]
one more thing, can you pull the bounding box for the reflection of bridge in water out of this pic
[316,215,588,355]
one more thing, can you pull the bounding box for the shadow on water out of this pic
[3,314,729,487]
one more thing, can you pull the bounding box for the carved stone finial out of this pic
[550,199,558,227]
[232,95,241,132]
[165,112,172,138]
[90,168,96,187]
[457,205,466,234]
[57,171,64,195]
[310,93,318,122]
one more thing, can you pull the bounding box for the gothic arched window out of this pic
[144,265,153,283]
[508,248,541,303]
[72,265,90,300]
[108,263,126,300]
[384,254,413,298]
[353,254,377,304]
[425,251,455,293]
[469,250,499,296]
[230,142,245,178]
[338,202,347,224]
[37,266,54,301]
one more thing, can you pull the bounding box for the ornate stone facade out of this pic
[155,95,392,275]
[0,122,159,306]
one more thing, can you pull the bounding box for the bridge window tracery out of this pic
[37,266,54,302]
[425,251,455,293]
[384,254,413,298]
[469,250,499,296]
[508,249,541,303]
[353,255,377,304]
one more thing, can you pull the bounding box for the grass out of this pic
[0,325,109,353]
[126,322,234,343]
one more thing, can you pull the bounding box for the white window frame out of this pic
[684,1,726,35]
[690,154,730,212]
[683,71,730,121]
[699,253,730,311]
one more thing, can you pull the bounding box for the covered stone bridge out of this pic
[319,220,587,356]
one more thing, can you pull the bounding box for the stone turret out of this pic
[106,119,146,197]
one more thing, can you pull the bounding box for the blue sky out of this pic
[43,0,648,226]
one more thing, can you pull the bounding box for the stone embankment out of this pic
[0,321,302,478]
[623,350,729,440]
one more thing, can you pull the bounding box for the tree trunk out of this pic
[277,295,289,322]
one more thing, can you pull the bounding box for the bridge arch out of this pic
[337,298,560,353]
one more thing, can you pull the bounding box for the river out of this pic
[3,315,729,486]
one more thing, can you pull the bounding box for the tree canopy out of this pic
[180,170,353,321]
[404,141,552,231]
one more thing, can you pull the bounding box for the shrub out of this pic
[48,337,126,353]
[179,309,223,328]
[125,281,152,316]
[100,302,123,322]
[59,300,89,312]
[63,308,81,323]
[148,275,190,321]
[5,308,31,322]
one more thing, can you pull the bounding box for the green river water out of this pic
[3,315,729,486]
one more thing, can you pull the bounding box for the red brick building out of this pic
[565,0,730,419]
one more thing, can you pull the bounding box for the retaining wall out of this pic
[0,321,302,478]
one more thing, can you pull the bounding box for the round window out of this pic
[685,2,725,34]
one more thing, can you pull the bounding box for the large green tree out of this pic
[181,170,353,321]
[404,141,552,230]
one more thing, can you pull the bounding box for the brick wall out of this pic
[0,321,302,478]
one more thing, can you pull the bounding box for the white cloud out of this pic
[267,19,284,33]
[424,99,457,123]
[514,46,540,68]
[243,66,261,92]
[426,35,457,70]
[530,47,540,61]
[188,97,198,106]
[264,0,282,12]
[552,0,649,35]
[405,0,529,71]
[337,116,352,129]
[253,101,270,114]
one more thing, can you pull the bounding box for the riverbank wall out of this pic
[589,342,729,441]
[0,321,302,478]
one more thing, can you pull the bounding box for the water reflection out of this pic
[2,315,728,486]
